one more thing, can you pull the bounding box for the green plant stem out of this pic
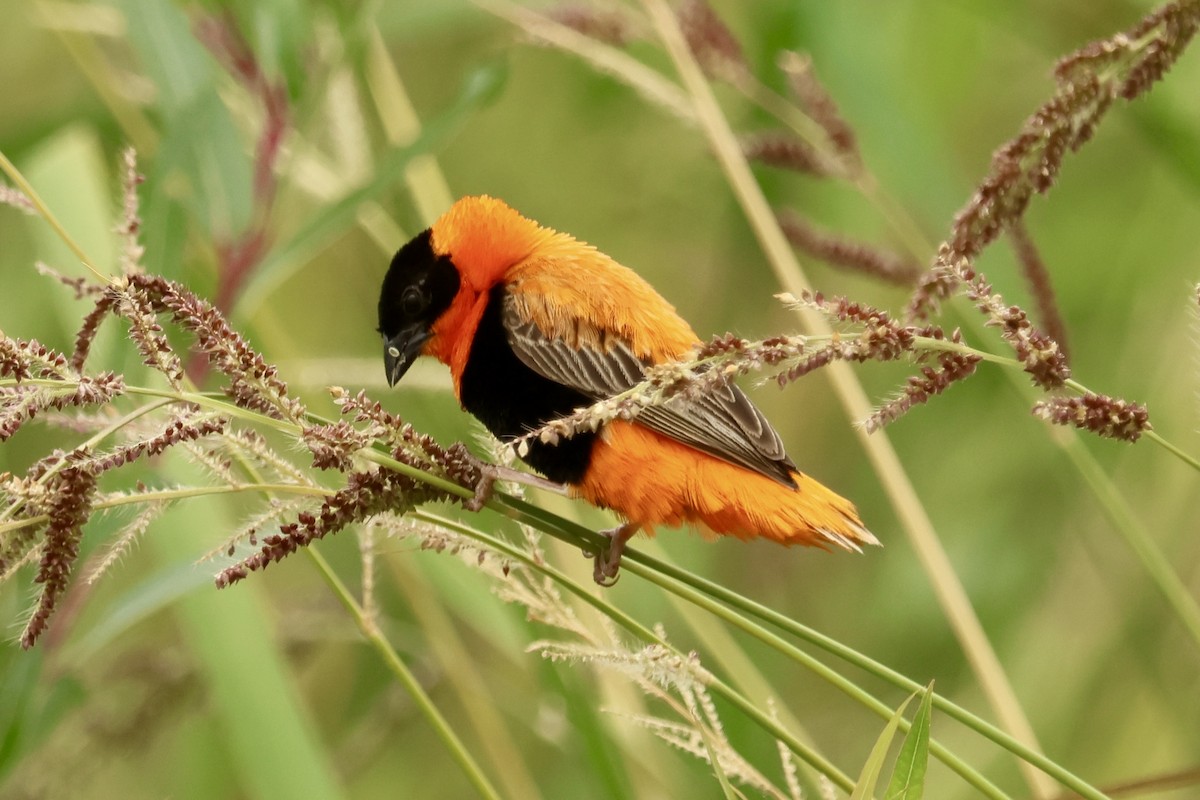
[1138,430,1200,471]
[1056,428,1200,645]
[411,511,856,793]
[621,549,1110,800]
[303,545,504,800]
[629,559,1011,798]
[491,498,1112,799]
[499,501,1028,798]
[0,149,112,283]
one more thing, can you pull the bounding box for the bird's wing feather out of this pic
[502,293,797,486]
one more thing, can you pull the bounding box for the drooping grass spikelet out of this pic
[20,466,97,649]
[777,50,861,166]
[740,131,833,177]
[1056,1,1200,101]
[777,208,921,285]
[546,2,640,46]
[125,274,306,422]
[330,387,485,497]
[215,466,452,587]
[112,282,185,387]
[909,1,1200,321]
[864,351,982,433]
[84,414,229,475]
[675,0,748,81]
[1009,221,1071,361]
[1032,393,1152,442]
[953,258,1069,389]
[0,334,125,442]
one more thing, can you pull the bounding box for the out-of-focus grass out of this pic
[1,1,1198,798]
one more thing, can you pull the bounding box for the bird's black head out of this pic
[377,229,461,386]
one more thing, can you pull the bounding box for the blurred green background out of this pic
[1,1,1198,798]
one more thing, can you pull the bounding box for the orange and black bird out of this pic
[378,196,875,583]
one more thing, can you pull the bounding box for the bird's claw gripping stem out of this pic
[592,523,637,586]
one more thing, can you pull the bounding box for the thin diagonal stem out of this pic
[304,546,503,800]
[0,150,112,283]
[640,2,1055,797]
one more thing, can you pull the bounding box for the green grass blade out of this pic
[851,693,913,800]
[886,683,933,800]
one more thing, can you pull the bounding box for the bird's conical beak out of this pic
[384,325,431,387]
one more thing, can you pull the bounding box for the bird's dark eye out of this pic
[401,286,426,316]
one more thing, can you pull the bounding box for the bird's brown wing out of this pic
[502,294,797,487]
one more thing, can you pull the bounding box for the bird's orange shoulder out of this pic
[505,236,700,363]
[427,195,700,364]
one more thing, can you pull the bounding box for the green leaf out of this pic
[886,682,934,800]
[0,649,86,784]
[850,692,913,800]
[118,0,212,115]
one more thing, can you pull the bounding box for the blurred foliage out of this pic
[1,0,1198,798]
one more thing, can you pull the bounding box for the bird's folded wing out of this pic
[503,294,797,487]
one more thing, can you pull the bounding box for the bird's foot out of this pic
[462,468,495,513]
[591,523,637,587]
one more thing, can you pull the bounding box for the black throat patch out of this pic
[459,285,598,485]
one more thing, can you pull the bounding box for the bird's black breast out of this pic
[459,285,598,484]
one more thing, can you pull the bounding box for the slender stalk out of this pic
[304,546,504,800]
[389,563,546,800]
[489,499,1108,797]
[639,2,1055,796]
[622,551,1109,800]
[624,557,1013,800]
[1057,429,1200,645]
[0,149,112,283]
[411,511,855,793]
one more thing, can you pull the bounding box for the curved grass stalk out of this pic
[409,510,856,794]
[0,150,112,284]
[638,2,1055,796]
[304,545,504,800]
[620,548,1105,800]
[499,497,1108,800]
